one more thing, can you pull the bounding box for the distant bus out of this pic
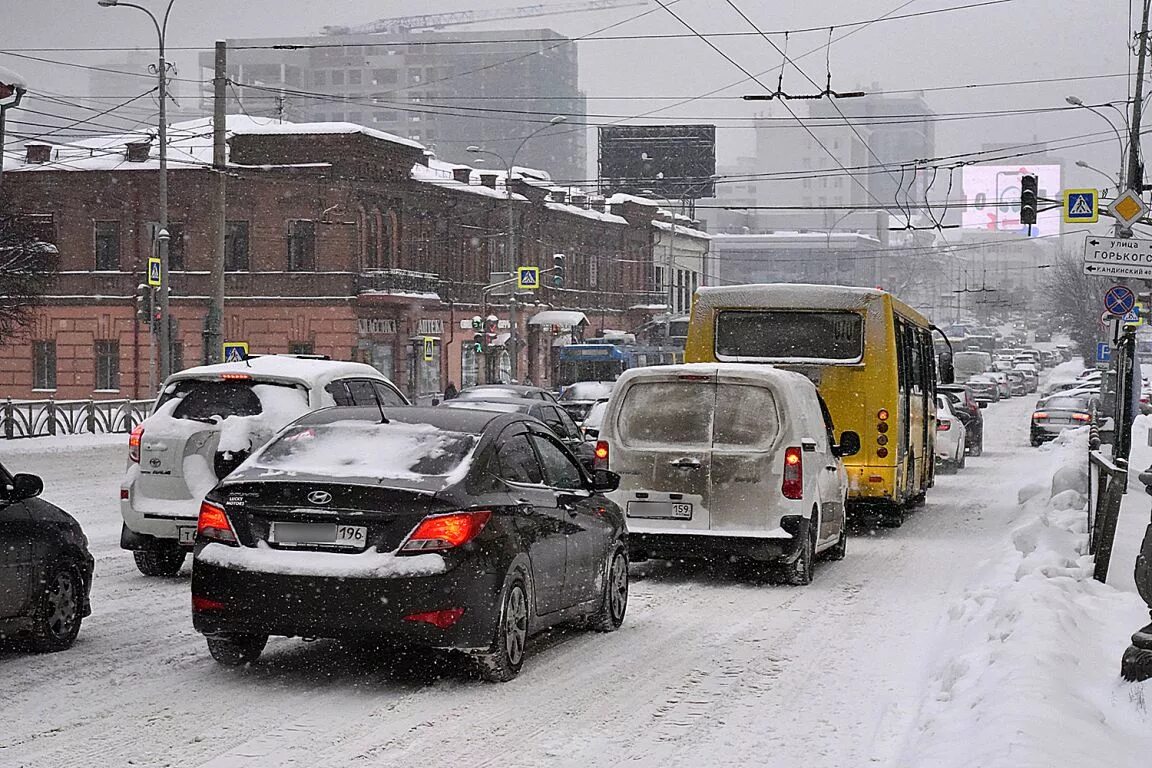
[685,283,943,522]
[556,343,681,387]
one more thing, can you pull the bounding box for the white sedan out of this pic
[935,394,967,472]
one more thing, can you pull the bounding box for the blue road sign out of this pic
[1105,284,1137,316]
[1064,189,1099,223]
[222,341,249,363]
[1097,342,1112,363]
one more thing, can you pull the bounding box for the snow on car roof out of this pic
[167,356,384,386]
[613,362,816,399]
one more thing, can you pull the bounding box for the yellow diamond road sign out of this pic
[1109,189,1148,227]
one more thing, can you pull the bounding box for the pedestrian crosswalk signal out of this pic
[1020,174,1038,226]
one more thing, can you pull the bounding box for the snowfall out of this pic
[2,362,1152,768]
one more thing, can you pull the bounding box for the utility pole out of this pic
[0,82,26,193]
[1124,0,1152,238]
[205,39,227,364]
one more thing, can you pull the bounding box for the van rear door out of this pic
[707,381,784,533]
[612,372,715,531]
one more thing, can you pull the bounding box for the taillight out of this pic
[403,608,466,629]
[593,440,610,470]
[128,424,144,463]
[937,421,951,431]
[197,500,237,545]
[782,447,803,500]
[1072,413,1091,422]
[192,595,225,612]
[1032,412,1049,420]
[400,510,492,553]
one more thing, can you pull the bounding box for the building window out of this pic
[314,70,327,86]
[589,254,599,287]
[289,342,314,355]
[94,221,121,271]
[225,221,250,271]
[95,340,119,391]
[16,213,55,244]
[372,68,398,84]
[33,341,56,390]
[348,69,362,85]
[287,220,316,271]
[331,70,345,86]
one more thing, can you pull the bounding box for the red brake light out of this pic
[220,373,251,380]
[403,608,466,629]
[782,447,803,499]
[129,424,144,463]
[937,421,951,431]
[192,595,225,612]
[1032,412,1049,420]
[877,409,889,421]
[1072,413,1091,422]
[197,500,237,545]
[594,440,610,470]
[400,510,491,553]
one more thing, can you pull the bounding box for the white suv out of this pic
[120,355,407,576]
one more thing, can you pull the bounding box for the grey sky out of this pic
[1,0,1138,189]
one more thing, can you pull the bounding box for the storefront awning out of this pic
[528,310,588,328]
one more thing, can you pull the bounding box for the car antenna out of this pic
[370,386,390,424]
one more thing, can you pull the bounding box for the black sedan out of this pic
[455,384,559,403]
[191,406,628,682]
[0,462,94,652]
[1030,395,1094,446]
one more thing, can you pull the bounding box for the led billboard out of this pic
[960,164,1062,238]
[598,125,717,200]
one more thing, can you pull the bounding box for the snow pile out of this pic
[215,384,310,454]
[901,429,1152,768]
[197,541,446,578]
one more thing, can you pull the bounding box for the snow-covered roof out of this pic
[544,201,628,225]
[613,362,819,406]
[3,115,422,173]
[410,158,527,201]
[606,193,660,207]
[168,355,385,386]
[0,65,27,89]
[653,220,712,240]
[710,231,880,242]
[234,120,424,150]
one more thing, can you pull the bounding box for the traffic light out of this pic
[1020,174,1038,226]
[485,315,499,349]
[470,315,483,331]
[552,253,565,287]
[135,283,152,327]
[472,332,484,353]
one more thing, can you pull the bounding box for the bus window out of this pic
[714,310,863,362]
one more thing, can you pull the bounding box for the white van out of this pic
[594,363,859,585]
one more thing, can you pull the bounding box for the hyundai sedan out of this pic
[191,407,628,682]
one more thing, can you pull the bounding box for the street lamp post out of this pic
[467,115,566,383]
[0,79,26,193]
[99,0,177,384]
[1075,159,1122,195]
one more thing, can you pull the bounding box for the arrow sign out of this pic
[1083,234,1152,266]
[1084,262,1152,279]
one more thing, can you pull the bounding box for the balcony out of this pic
[357,268,442,300]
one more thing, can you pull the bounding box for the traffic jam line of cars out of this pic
[3,337,1044,680]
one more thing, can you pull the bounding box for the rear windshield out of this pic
[158,379,305,422]
[560,382,614,401]
[616,381,779,449]
[715,310,863,362]
[458,388,521,400]
[256,420,477,481]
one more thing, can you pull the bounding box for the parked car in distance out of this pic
[0,461,94,652]
[580,399,610,440]
[596,363,859,586]
[121,355,408,577]
[987,370,1012,399]
[441,397,594,467]
[1031,395,1095,446]
[191,406,628,682]
[937,383,983,456]
[456,384,559,404]
[1014,363,1039,393]
[557,381,617,422]
[967,374,1001,404]
[934,395,967,472]
[1034,328,1053,342]
[1004,369,1028,397]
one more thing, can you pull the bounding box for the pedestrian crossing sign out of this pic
[147,257,162,287]
[422,336,435,362]
[222,342,249,363]
[516,266,540,290]
[1064,188,1099,223]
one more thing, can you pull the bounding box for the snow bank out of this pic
[900,428,1152,768]
[197,541,446,578]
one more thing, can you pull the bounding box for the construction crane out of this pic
[322,0,647,36]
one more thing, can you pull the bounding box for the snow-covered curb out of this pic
[0,431,129,456]
[899,429,1152,768]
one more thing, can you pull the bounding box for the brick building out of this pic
[0,116,703,401]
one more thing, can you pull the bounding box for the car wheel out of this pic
[588,546,628,632]
[206,633,268,666]
[27,566,83,653]
[958,447,966,469]
[783,516,815,586]
[476,576,529,683]
[971,436,983,457]
[133,541,186,577]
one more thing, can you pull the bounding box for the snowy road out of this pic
[0,394,1072,767]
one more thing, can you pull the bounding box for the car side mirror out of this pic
[834,431,861,458]
[10,473,43,501]
[591,469,620,493]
